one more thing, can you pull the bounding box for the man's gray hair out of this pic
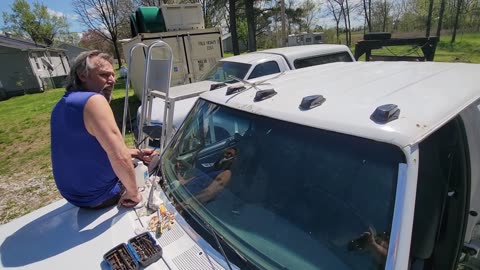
[65,50,114,91]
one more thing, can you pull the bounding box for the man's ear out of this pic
[78,71,87,83]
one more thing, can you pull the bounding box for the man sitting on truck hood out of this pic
[50,50,157,209]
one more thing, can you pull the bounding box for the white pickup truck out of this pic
[139,44,354,141]
[2,62,480,270]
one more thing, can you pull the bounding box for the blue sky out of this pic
[0,0,85,33]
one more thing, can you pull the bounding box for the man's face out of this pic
[79,56,116,102]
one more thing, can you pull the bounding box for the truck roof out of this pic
[260,44,352,59]
[200,61,480,148]
[220,44,353,65]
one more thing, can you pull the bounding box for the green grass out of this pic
[0,90,63,176]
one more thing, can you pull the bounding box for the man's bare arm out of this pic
[194,170,232,203]
[83,95,141,205]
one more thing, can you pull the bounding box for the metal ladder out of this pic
[122,40,173,152]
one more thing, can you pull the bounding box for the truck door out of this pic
[409,116,470,270]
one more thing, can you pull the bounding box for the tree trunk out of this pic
[112,38,122,69]
[363,0,372,32]
[229,0,240,55]
[336,22,340,43]
[426,0,434,37]
[341,4,348,45]
[451,0,463,43]
[345,0,352,46]
[383,0,387,32]
[245,0,256,52]
[436,0,446,36]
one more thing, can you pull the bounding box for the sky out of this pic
[0,0,86,33]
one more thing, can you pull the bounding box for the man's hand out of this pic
[138,148,159,164]
[130,148,159,165]
[119,189,143,207]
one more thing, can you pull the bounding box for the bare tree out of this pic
[363,0,372,31]
[302,0,321,32]
[73,0,131,69]
[334,0,352,46]
[327,0,342,43]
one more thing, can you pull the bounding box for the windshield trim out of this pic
[385,147,418,270]
[385,163,407,270]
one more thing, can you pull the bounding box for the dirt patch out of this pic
[0,172,61,224]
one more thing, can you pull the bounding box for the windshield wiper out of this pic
[206,223,234,270]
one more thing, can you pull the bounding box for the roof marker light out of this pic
[226,85,246,95]
[254,89,277,102]
[371,104,400,124]
[210,82,227,91]
[299,95,326,110]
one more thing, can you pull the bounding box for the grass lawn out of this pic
[0,33,479,224]
[351,32,480,63]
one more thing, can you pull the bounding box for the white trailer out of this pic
[121,4,223,99]
[122,29,223,99]
[287,32,324,46]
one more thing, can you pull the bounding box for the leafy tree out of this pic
[2,0,69,45]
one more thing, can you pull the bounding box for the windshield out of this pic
[200,61,251,83]
[161,100,405,270]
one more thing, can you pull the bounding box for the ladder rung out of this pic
[150,90,166,99]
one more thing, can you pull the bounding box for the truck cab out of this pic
[155,61,480,270]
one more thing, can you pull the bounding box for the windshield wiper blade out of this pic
[206,223,234,270]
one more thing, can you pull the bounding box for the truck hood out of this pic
[0,189,232,269]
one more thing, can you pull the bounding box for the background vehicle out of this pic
[137,44,355,145]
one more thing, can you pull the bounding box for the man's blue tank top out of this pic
[51,91,120,207]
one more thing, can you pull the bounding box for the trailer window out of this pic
[248,61,281,79]
[201,61,251,83]
[294,52,353,69]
